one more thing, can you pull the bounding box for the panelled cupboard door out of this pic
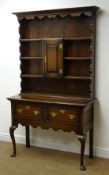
[43,39,63,78]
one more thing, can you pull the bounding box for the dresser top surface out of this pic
[8,93,95,107]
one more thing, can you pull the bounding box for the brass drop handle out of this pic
[50,112,57,117]
[17,109,23,113]
[59,110,65,114]
[33,110,39,116]
[67,114,76,120]
[25,105,31,110]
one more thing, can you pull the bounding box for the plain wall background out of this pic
[0,0,109,157]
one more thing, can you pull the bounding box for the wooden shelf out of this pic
[20,37,92,42]
[64,37,92,41]
[21,74,91,80]
[64,76,91,80]
[20,39,42,42]
[20,38,62,42]
[64,57,91,60]
[21,74,43,78]
[20,57,42,60]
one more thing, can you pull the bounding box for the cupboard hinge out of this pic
[59,44,63,49]
[59,69,63,74]
[44,55,47,63]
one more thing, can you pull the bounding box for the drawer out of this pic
[46,105,81,124]
[14,102,43,120]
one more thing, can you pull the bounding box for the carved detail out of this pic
[17,12,93,21]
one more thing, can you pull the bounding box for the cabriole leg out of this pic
[9,126,17,157]
[77,135,86,170]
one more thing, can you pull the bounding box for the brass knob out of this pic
[67,114,76,120]
[33,110,39,116]
[17,109,23,113]
[50,112,57,117]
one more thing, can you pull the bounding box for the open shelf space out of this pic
[20,40,42,57]
[19,14,91,39]
[21,78,91,97]
[21,59,43,75]
[64,59,91,77]
[64,40,91,57]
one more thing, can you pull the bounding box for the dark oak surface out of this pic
[8,6,99,170]
[8,93,94,106]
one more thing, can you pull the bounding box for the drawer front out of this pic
[14,102,43,120]
[46,105,81,124]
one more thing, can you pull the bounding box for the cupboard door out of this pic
[43,39,63,78]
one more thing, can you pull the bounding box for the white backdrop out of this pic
[0,0,109,158]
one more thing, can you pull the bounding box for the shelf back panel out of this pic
[20,15,91,39]
[21,78,91,97]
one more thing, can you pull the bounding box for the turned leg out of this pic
[77,135,86,170]
[89,128,93,158]
[25,126,30,148]
[9,126,17,157]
